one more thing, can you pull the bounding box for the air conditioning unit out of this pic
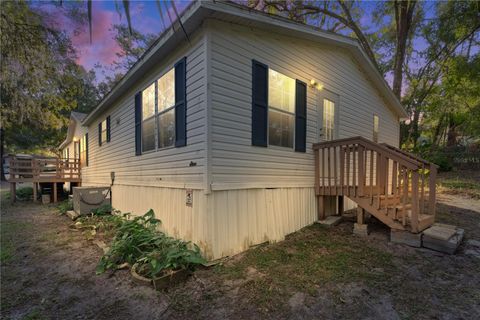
[73,186,111,215]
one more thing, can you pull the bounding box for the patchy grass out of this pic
[438,170,480,199]
[214,224,394,312]
[1,220,32,263]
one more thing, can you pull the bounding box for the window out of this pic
[99,119,108,145]
[157,68,175,148]
[80,135,87,167]
[141,68,175,152]
[74,141,80,159]
[373,115,379,142]
[323,99,335,141]
[268,69,295,148]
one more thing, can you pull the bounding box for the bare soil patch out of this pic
[1,183,480,319]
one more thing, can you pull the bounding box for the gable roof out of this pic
[82,0,407,126]
[59,112,87,149]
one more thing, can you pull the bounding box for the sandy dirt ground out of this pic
[1,181,480,319]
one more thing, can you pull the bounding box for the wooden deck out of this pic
[7,157,81,203]
[313,136,437,233]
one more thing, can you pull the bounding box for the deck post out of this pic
[338,196,344,215]
[317,196,326,220]
[33,182,37,202]
[356,206,365,225]
[53,182,58,203]
[428,165,437,216]
[10,182,16,204]
[353,206,369,236]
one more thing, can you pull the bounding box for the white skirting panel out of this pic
[82,184,356,260]
[208,187,317,259]
[110,184,214,259]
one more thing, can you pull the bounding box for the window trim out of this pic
[141,66,176,153]
[373,114,379,143]
[99,119,108,146]
[322,98,335,141]
[267,68,296,150]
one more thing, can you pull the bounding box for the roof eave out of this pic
[82,0,407,125]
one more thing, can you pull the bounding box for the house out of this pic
[59,111,88,192]
[58,1,437,260]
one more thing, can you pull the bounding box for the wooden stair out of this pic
[313,136,438,233]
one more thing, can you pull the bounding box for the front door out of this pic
[317,90,339,142]
[317,90,341,216]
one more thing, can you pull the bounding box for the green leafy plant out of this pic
[137,239,206,278]
[91,204,112,216]
[15,187,33,201]
[57,200,73,215]
[96,209,206,277]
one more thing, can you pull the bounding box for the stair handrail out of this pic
[313,136,422,170]
[380,143,438,168]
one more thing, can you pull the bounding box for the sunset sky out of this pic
[46,1,438,85]
[57,1,191,78]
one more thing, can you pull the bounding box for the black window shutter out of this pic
[295,80,307,152]
[134,92,142,155]
[85,133,89,166]
[251,60,268,147]
[98,122,102,146]
[106,116,111,142]
[174,57,187,147]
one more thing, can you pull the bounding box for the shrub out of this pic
[91,204,112,216]
[96,209,206,277]
[57,200,73,214]
[16,187,33,201]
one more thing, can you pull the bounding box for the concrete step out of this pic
[316,215,342,228]
[422,223,464,254]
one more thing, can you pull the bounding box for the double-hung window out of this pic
[142,83,156,152]
[100,119,107,143]
[268,69,295,148]
[141,68,175,152]
[157,68,175,148]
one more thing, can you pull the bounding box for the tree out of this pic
[112,24,157,72]
[0,1,100,159]
[401,1,480,148]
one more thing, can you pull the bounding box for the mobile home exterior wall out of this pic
[68,15,402,260]
[206,20,400,258]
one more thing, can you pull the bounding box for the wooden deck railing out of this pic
[313,136,437,232]
[8,157,81,182]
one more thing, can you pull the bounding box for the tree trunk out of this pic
[446,115,457,147]
[392,0,417,99]
[0,127,6,181]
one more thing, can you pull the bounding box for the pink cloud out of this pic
[72,3,122,70]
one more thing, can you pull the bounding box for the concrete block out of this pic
[422,224,464,254]
[42,194,50,204]
[423,223,456,241]
[353,223,369,236]
[390,229,422,247]
[317,215,342,228]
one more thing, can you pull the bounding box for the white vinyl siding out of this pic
[80,29,207,189]
[208,20,399,190]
